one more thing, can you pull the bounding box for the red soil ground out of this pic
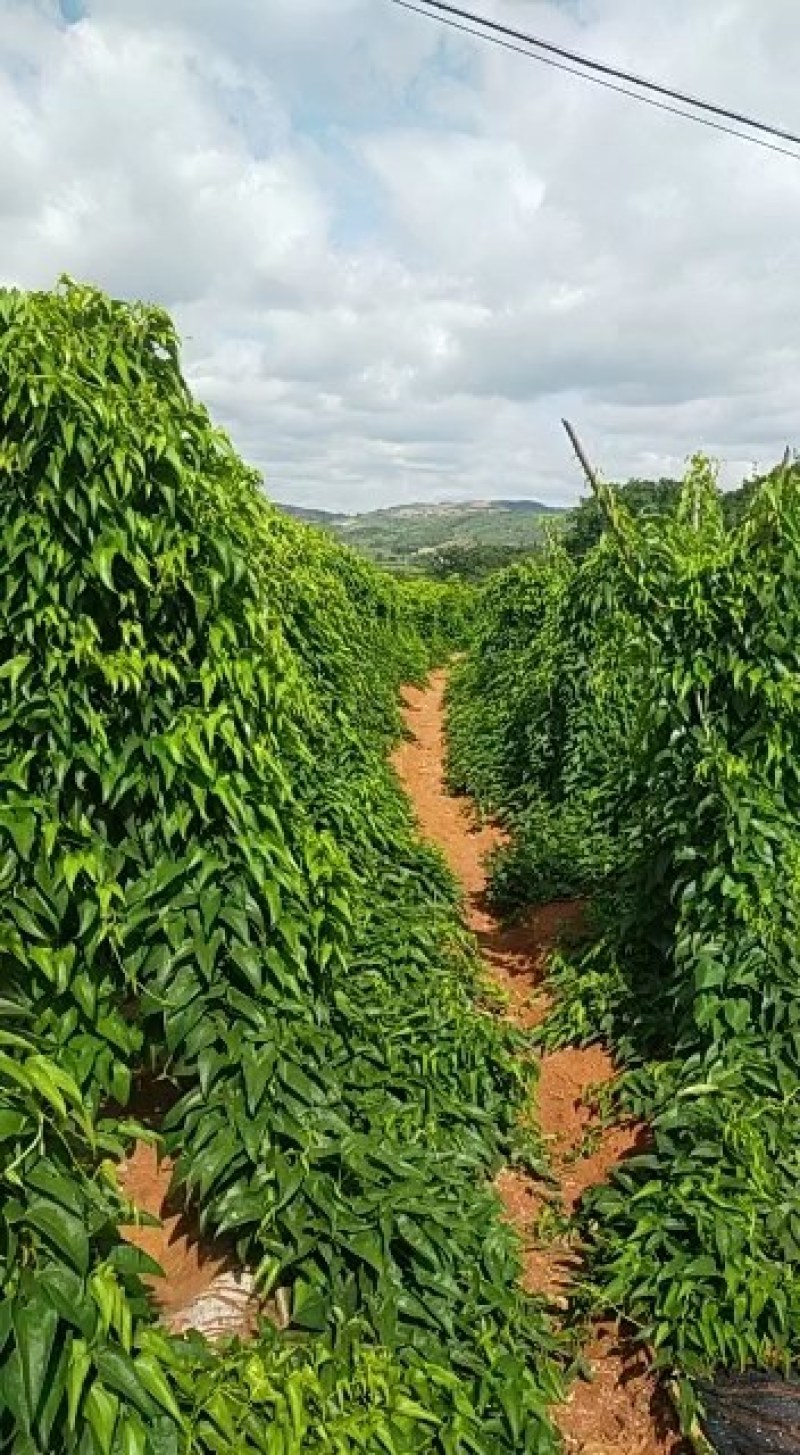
[118,1142,235,1329]
[393,670,686,1455]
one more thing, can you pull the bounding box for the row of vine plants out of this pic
[0,282,565,1453]
[447,455,800,1438]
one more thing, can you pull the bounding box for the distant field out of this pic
[279,498,568,569]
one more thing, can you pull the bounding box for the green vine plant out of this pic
[447,450,800,1445]
[0,281,563,1453]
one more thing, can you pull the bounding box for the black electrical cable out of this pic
[396,0,800,147]
[387,0,800,162]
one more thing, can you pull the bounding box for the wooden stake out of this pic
[562,418,601,496]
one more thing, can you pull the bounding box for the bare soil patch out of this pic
[116,1092,261,1340]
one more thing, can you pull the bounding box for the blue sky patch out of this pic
[59,0,86,24]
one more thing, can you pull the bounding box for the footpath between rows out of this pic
[118,666,687,1449]
[393,670,685,1455]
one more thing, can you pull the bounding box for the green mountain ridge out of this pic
[277,497,568,570]
[279,497,564,522]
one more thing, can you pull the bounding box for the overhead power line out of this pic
[394,0,800,147]
[387,0,800,163]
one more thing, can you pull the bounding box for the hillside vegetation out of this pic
[447,456,800,1433]
[280,499,565,574]
[282,475,763,582]
[0,282,561,1455]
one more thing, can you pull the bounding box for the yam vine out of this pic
[447,454,800,1437]
[0,281,561,1454]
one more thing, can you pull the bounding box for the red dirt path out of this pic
[118,1142,234,1327]
[393,671,685,1455]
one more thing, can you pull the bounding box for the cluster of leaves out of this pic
[446,543,635,913]
[0,280,564,1453]
[393,577,475,663]
[561,463,797,562]
[447,455,800,1419]
[562,476,684,560]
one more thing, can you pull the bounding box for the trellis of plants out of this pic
[0,281,562,1454]
[445,537,635,912]
[448,456,800,1433]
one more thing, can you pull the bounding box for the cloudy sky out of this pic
[1,0,798,510]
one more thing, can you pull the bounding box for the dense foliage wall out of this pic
[448,457,800,1428]
[394,576,475,662]
[0,282,559,1454]
[446,539,635,909]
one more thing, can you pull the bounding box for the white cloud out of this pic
[0,0,798,509]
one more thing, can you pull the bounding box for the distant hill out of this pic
[278,504,348,526]
[275,498,567,571]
